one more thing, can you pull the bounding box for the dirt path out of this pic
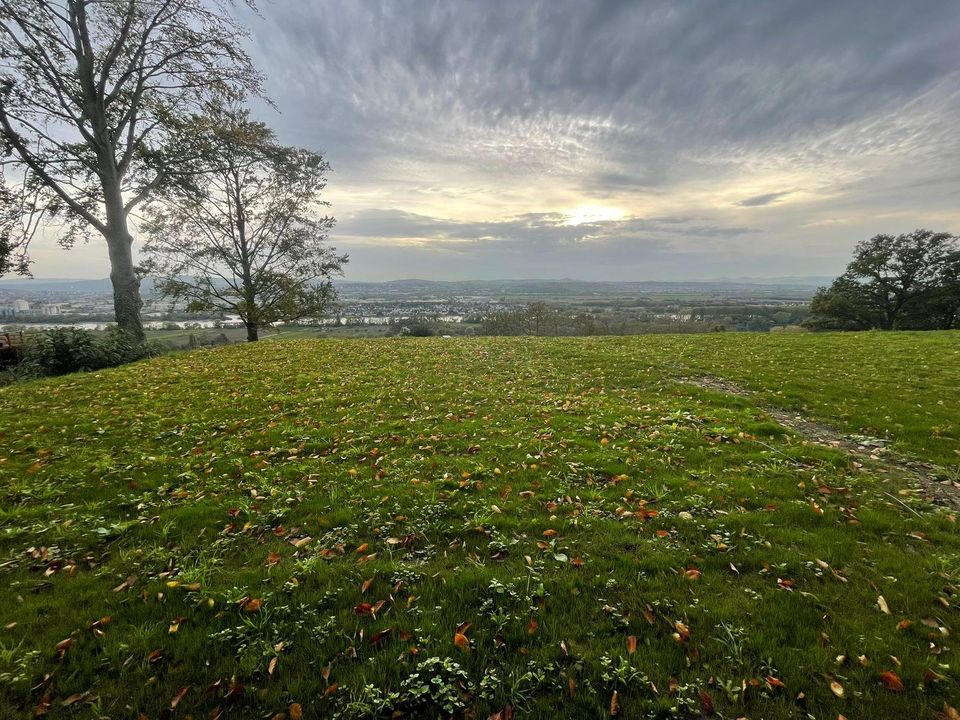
[682,375,960,510]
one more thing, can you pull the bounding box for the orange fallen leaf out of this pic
[454,632,470,652]
[627,635,637,655]
[879,671,904,691]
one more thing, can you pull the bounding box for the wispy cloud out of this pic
[22,0,960,278]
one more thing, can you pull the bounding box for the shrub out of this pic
[404,323,436,337]
[13,327,161,379]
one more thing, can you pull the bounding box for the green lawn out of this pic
[1,332,958,719]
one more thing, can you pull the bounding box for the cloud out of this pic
[17,0,960,279]
[737,191,793,207]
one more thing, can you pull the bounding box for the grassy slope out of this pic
[0,332,958,719]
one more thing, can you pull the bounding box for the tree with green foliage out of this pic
[809,229,959,330]
[0,0,261,340]
[143,109,347,342]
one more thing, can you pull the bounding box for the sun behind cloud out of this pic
[563,205,626,226]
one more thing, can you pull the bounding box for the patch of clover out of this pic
[399,656,472,714]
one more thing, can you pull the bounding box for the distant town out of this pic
[0,277,820,343]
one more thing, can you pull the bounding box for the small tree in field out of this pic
[810,229,959,330]
[0,0,261,340]
[143,110,347,341]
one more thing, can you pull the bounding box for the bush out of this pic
[403,323,436,337]
[12,327,161,380]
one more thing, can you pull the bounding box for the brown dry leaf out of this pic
[55,637,74,659]
[33,691,53,716]
[627,635,638,655]
[527,616,539,635]
[288,703,303,720]
[454,632,470,652]
[829,679,844,698]
[699,690,715,716]
[243,598,262,612]
[370,627,393,646]
[877,595,891,615]
[170,685,190,709]
[361,577,374,593]
[324,683,338,697]
[60,692,89,707]
[112,575,137,592]
[609,689,620,716]
[266,552,282,567]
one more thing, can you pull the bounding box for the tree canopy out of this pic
[142,109,347,341]
[809,229,960,330]
[0,0,261,338]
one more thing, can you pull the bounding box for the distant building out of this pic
[13,299,29,312]
[0,305,15,318]
[40,304,62,316]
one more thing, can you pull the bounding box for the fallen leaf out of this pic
[170,685,190,708]
[610,690,620,716]
[879,671,904,691]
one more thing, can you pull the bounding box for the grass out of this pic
[0,331,958,719]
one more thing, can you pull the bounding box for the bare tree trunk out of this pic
[103,181,145,341]
[246,322,259,342]
[105,225,144,342]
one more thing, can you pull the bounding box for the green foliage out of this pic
[0,333,957,718]
[810,229,960,330]
[143,108,346,341]
[10,326,160,379]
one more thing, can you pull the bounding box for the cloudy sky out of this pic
[27,0,960,280]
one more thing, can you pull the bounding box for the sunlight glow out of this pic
[563,204,626,226]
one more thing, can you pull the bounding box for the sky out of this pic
[23,0,960,281]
